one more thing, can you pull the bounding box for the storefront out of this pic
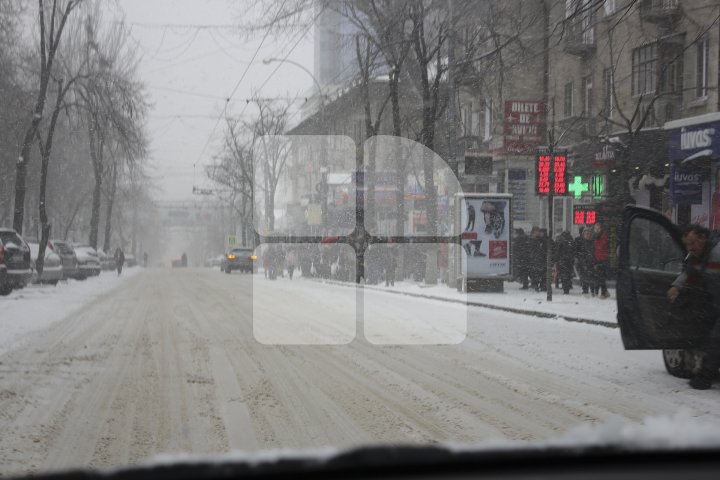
[569,129,667,225]
[665,112,720,230]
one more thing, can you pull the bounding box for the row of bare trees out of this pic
[0,1,149,274]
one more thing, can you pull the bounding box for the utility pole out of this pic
[542,0,553,302]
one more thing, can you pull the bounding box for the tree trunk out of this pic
[13,124,40,234]
[103,162,117,253]
[13,0,75,233]
[88,127,104,250]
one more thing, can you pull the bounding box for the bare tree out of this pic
[0,1,29,225]
[249,99,293,232]
[76,10,148,250]
[12,0,84,234]
[207,117,256,247]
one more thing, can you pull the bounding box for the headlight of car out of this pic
[227,254,236,260]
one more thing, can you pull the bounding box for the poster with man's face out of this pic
[460,196,511,277]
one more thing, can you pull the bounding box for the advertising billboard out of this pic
[457,193,512,278]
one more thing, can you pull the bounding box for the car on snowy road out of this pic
[48,240,81,280]
[0,228,33,295]
[221,247,257,274]
[27,242,64,285]
[72,245,102,278]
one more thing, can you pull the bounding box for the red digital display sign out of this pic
[536,154,551,194]
[573,205,597,225]
[536,149,568,195]
[553,154,567,194]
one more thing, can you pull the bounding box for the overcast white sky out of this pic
[114,0,315,202]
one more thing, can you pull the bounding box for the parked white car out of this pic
[27,242,64,285]
[72,245,102,277]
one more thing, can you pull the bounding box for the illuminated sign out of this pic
[573,205,598,225]
[536,148,569,195]
[536,154,551,194]
[592,175,605,198]
[568,176,588,199]
[553,154,567,194]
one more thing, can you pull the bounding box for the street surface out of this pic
[1,268,719,475]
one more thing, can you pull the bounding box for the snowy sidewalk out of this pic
[309,277,618,328]
[0,267,141,356]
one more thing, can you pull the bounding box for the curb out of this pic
[309,277,618,330]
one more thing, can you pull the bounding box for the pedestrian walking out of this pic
[593,223,610,298]
[513,228,531,289]
[286,248,296,280]
[554,231,575,294]
[114,247,125,276]
[529,227,547,291]
[576,227,595,294]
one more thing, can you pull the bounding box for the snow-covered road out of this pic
[1,268,719,475]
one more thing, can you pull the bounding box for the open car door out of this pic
[617,206,714,349]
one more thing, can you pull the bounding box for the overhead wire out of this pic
[190,0,290,192]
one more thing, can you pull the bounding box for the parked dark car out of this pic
[617,205,718,379]
[0,228,33,295]
[221,247,256,274]
[49,240,81,280]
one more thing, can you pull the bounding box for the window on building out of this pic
[632,43,657,96]
[463,103,473,137]
[564,82,574,118]
[483,98,492,141]
[582,76,593,116]
[659,42,683,95]
[603,68,614,118]
[696,35,709,98]
[604,0,616,16]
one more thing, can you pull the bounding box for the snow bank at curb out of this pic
[0,267,141,356]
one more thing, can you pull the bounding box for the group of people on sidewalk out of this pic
[513,223,610,297]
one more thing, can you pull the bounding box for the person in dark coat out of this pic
[114,247,125,276]
[575,227,595,294]
[513,228,531,289]
[528,227,547,291]
[554,231,575,294]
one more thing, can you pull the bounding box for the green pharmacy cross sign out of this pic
[568,176,589,198]
[592,175,605,199]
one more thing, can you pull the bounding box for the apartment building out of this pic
[462,0,719,238]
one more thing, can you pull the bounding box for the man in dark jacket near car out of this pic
[667,225,720,390]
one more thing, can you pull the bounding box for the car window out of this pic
[628,217,684,273]
[0,231,24,247]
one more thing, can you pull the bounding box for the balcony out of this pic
[563,20,595,56]
[639,0,681,24]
